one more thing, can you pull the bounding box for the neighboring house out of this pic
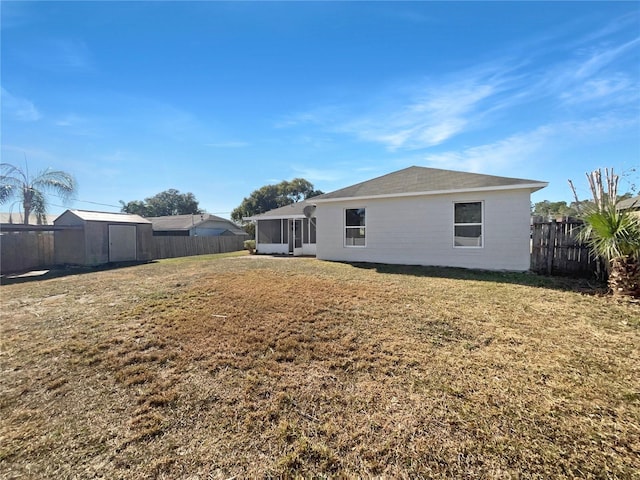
[148,214,249,238]
[617,195,640,218]
[246,166,547,271]
[0,212,58,225]
[54,210,153,266]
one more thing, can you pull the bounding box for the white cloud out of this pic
[421,114,638,174]
[560,74,636,106]
[1,87,42,121]
[574,37,640,80]
[338,81,502,151]
[278,13,638,155]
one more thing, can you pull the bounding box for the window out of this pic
[282,220,288,244]
[257,219,282,243]
[345,208,366,247]
[303,218,317,244]
[454,202,483,247]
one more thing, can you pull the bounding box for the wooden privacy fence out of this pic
[1,232,245,274]
[530,218,602,277]
[0,232,54,274]
[152,235,245,260]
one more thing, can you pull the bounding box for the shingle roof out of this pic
[0,212,58,225]
[148,214,246,234]
[617,195,640,211]
[244,202,311,220]
[56,210,150,224]
[313,166,547,201]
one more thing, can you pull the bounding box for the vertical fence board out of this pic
[530,218,602,277]
[1,231,244,274]
[0,232,55,274]
[151,235,244,260]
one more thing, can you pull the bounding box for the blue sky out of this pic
[2,1,639,219]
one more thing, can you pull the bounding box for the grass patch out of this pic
[1,256,638,478]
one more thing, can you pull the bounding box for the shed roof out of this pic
[55,210,150,224]
[313,166,547,201]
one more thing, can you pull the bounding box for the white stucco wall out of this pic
[257,243,289,255]
[315,189,533,271]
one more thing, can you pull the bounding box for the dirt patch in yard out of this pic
[1,254,639,478]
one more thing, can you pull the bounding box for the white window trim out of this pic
[344,207,367,248]
[453,201,484,249]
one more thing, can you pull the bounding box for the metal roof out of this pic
[313,166,547,201]
[55,210,151,224]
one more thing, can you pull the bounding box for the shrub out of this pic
[244,239,256,254]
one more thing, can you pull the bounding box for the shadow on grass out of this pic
[345,262,606,295]
[0,261,156,286]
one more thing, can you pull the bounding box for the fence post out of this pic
[546,219,557,275]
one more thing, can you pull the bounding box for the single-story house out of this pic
[246,166,547,271]
[54,209,153,266]
[617,195,640,217]
[148,214,249,238]
[0,212,58,225]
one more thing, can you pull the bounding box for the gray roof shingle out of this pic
[244,202,311,220]
[313,166,547,201]
[617,195,640,211]
[148,214,246,234]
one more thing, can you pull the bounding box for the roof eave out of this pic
[312,182,549,203]
[244,213,307,221]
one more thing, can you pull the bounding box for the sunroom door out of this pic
[288,219,303,256]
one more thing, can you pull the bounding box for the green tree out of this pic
[231,178,323,223]
[571,169,640,297]
[0,162,76,224]
[532,200,578,218]
[120,189,202,217]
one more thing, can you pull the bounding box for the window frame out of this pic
[344,207,366,248]
[453,201,484,248]
[257,218,283,244]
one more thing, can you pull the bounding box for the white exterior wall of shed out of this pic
[315,189,533,271]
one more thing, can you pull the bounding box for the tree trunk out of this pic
[608,256,640,298]
[23,187,32,225]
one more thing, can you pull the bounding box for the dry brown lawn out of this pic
[1,252,639,479]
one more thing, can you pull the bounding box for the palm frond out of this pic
[577,206,640,262]
[1,162,77,220]
[30,190,48,224]
[32,169,76,202]
[0,185,14,204]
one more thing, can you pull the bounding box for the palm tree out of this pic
[0,162,76,224]
[571,168,640,297]
[578,205,640,296]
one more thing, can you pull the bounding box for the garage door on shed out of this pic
[109,225,137,262]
